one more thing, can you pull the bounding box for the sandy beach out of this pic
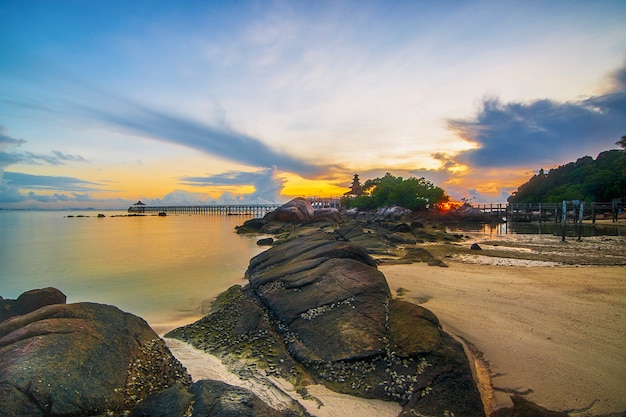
[381,233,626,416]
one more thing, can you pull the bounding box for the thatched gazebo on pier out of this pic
[128,200,146,213]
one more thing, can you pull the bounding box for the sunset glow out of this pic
[1,1,625,208]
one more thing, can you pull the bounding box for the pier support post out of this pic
[561,200,567,242]
[592,202,596,224]
[577,202,584,242]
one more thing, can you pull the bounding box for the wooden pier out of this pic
[469,200,624,240]
[501,200,624,224]
[128,204,281,216]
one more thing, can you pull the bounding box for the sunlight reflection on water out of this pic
[447,221,623,237]
[0,210,266,331]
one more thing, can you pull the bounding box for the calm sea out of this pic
[0,210,267,333]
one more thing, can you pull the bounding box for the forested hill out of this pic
[507,150,626,204]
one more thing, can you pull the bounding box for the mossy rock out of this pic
[389,299,441,356]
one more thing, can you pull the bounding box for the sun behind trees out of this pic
[341,172,450,211]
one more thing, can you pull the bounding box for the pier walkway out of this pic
[126,199,623,226]
[470,200,624,224]
[128,204,281,216]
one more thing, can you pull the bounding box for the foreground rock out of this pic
[168,231,486,416]
[0,297,190,416]
[247,232,387,364]
[131,380,286,417]
[0,289,295,417]
[0,286,66,323]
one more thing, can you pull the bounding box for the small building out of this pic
[128,200,146,213]
[344,174,364,198]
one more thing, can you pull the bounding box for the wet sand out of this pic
[381,261,626,415]
[165,338,401,417]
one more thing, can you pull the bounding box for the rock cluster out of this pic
[0,288,296,417]
[236,197,342,235]
[0,289,190,416]
[169,217,486,416]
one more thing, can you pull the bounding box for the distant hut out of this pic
[129,200,147,213]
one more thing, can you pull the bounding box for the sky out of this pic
[1,0,625,208]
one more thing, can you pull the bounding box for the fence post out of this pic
[577,202,584,241]
[561,200,567,242]
[592,202,596,224]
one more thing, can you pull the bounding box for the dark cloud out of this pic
[181,171,262,186]
[51,150,88,163]
[0,182,26,203]
[8,150,88,165]
[93,102,324,176]
[448,64,626,168]
[3,172,103,192]
[25,191,97,203]
[0,126,88,166]
[0,126,27,147]
[610,63,626,91]
[0,126,96,205]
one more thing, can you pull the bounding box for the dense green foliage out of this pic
[508,150,626,204]
[342,173,449,211]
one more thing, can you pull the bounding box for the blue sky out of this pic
[1,0,625,208]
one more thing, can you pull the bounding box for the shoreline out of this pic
[381,261,626,416]
[158,218,625,416]
[164,337,403,417]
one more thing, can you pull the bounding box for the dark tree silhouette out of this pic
[508,150,626,203]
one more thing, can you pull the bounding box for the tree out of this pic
[617,135,626,151]
[344,173,449,211]
[508,150,626,203]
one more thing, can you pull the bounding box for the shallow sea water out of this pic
[0,210,266,331]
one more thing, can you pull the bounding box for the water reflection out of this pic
[447,221,624,237]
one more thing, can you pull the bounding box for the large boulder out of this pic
[130,383,194,417]
[0,300,191,416]
[130,379,287,417]
[250,256,390,363]
[0,287,67,323]
[189,379,285,417]
[16,287,67,315]
[170,231,485,416]
[376,205,413,221]
[235,217,269,234]
[263,197,314,223]
[312,207,342,223]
